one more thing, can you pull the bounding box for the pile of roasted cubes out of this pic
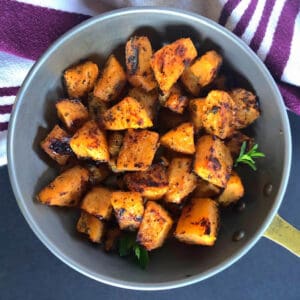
[37,36,260,252]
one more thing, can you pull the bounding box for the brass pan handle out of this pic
[264,214,300,257]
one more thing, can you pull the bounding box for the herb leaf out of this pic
[118,234,149,269]
[118,235,135,257]
[137,247,149,269]
[234,141,265,171]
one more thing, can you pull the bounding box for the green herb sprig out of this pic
[234,141,265,171]
[118,235,149,269]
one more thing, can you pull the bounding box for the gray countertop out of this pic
[0,111,299,300]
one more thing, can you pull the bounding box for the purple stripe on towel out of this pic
[249,0,275,52]
[0,87,19,97]
[0,104,13,114]
[0,122,8,131]
[278,81,300,115]
[264,0,299,79]
[218,0,241,26]
[0,0,90,60]
[233,0,258,36]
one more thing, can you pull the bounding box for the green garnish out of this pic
[118,234,149,269]
[234,141,265,171]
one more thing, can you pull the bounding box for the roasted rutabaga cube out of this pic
[69,120,109,162]
[107,131,124,157]
[128,87,158,120]
[64,60,99,98]
[217,171,244,206]
[124,164,169,200]
[77,211,105,243]
[56,99,89,132]
[189,98,206,132]
[229,88,260,129]
[93,55,126,102]
[194,135,233,188]
[165,157,198,204]
[102,97,153,130]
[160,84,189,114]
[192,178,221,198]
[137,201,173,251]
[37,166,89,207]
[116,129,159,171]
[125,36,157,92]
[174,198,219,246]
[181,50,222,96]
[88,93,109,122]
[111,191,144,230]
[81,186,112,220]
[151,38,197,93]
[40,125,72,165]
[84,163,110,185]
[160,122,195,155]
[202,90,236,139]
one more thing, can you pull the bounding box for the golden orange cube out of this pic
[111,191,144,230]
[202,90,236,139]
[174,198,219,246]
[160,122,195,155]
[102,97,153,130]
[77,211,105,243]
[218,171,244,206]
[137,201,173,251]
[56,99,89,132]
[165,157,197,204]
[194,135,233,188]
[181,50,222,96]
[70,120,109,162]
[37,166,89,207]
[93,55,126,102]
[151,38,197,93]
[64,60,99,98]
[81,186,112,220]
[116,129,159,171]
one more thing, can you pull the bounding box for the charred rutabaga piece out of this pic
[137,201,173,251]
[194,135,233,188]
[151,38,197,93]
[40,125,72,165]
[93,55,126,102]
[125,36,157,92]
[174,198,219,246]
[111,191,144,230]
[56,98,89,132]
[124,164,169,200]
[64,60,99,98]
[37,166,89,207]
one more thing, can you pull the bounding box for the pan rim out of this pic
[7,6,292,291]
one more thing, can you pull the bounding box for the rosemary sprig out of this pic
[234,141,265,171]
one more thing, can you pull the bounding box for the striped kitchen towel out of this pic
[0,0,299,166]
